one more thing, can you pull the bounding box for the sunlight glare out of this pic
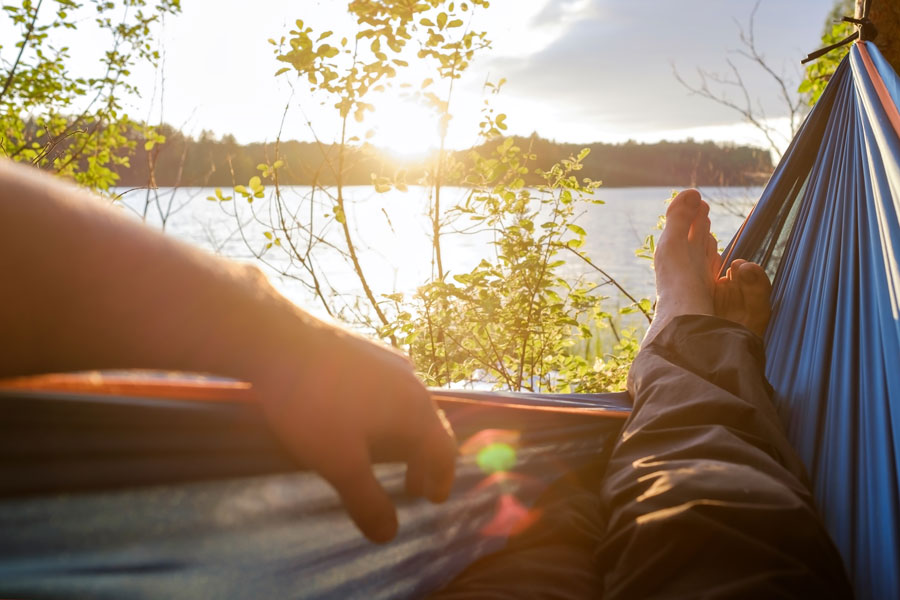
[367,95,440,159]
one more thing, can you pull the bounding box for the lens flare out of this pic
[476,442,517,474]
[480,493,542,537]
[458,429,541,536]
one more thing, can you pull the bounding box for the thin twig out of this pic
[559,244,653,323]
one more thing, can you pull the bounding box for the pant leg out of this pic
[428,457,608,599]
[597,314,853,599]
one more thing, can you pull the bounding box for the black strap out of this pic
[801,0,877,64]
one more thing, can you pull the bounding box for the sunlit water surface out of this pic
[118,185,759,330]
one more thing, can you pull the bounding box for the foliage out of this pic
[0,0,180,190]
[238,0,492,338]
[206,0,648,392]
[110,126,773,188]
[799,0,855,106]
[391,134,607,391]
[382,104,652,392]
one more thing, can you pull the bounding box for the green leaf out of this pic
[567,223,586,236]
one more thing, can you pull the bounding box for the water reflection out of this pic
[118,185,756,324]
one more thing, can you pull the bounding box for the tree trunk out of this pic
[858,0,900,71]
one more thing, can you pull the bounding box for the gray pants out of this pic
[432,315,853,599]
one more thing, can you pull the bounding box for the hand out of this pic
[250,318,457,543]
[0,161,456,545]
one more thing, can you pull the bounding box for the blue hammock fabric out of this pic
[0,385,629,598]
[724,41,900,600]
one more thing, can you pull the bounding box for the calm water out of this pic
[118,186,758,328]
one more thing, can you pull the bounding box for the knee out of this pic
[634,460,805,517]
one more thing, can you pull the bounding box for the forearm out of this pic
[0,160,458,544]
[0,159,322,381]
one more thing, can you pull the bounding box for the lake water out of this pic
[118,185,759,330]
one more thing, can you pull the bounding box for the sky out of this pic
[5,0,842,155]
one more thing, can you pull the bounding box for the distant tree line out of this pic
[113,125,773,189]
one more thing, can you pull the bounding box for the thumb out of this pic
[318,440,398,544]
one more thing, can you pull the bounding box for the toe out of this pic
[688,200,711,244]
[707,234,722,277]
[737,262,770,298]
[663,189,701,239]
[714,276,738,316]
[727,258,747,281]
[736,262,772,336]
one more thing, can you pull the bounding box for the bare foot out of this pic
[642,189,772,344]
[713,258,772,337]
[643,189,717,345]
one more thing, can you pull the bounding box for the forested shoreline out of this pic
[116,125,773,189]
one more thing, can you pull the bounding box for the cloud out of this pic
[469,0,836,142]
[529,0,596,30]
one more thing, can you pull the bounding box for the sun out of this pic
[367,95,441,159]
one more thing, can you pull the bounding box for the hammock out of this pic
[0,375,630,598]
[724,41,900,600]
[1,40,898,600]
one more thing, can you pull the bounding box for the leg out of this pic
[596,190,852,598]
[429,459,608,599]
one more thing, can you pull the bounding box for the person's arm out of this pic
[0,159,456,543]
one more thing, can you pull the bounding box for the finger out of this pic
[421,407,457,503]
[363,369,457,504]
[393,394,456,503]
[318,441,398,544]
[405,453,426,498]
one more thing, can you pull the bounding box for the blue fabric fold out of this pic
[724,42,900,600]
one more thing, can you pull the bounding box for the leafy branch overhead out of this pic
[0,0,182,190]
